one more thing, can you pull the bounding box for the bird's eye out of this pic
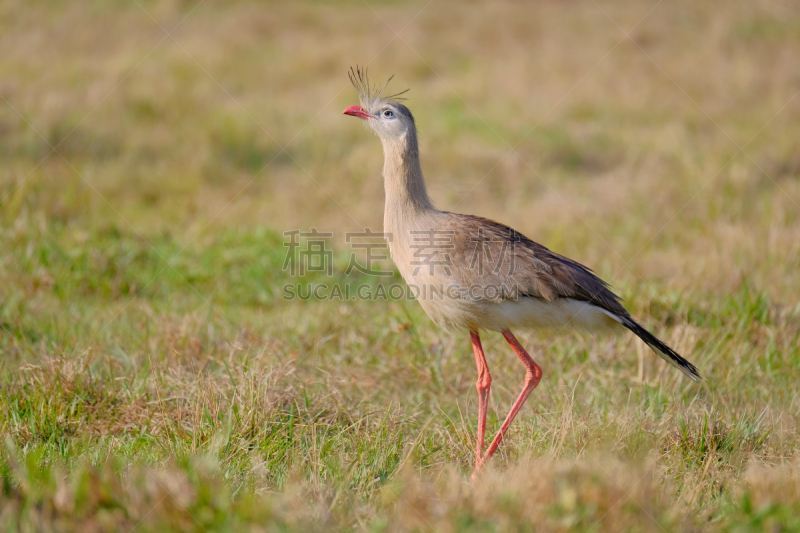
[382,109,395,119]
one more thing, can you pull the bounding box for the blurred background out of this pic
[2,0,799,298]
[1,1,800,529]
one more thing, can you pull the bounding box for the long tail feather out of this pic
[621,317,702,381]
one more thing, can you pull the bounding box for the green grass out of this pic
[2,0,800,530]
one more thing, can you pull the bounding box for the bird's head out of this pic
[343,66,414,142]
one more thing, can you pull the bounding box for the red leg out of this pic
[470,330,491,470]
[479,330,542,468]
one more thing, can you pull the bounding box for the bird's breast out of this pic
[384,213,487,331]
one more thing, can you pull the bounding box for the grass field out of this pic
[2,0,800,530]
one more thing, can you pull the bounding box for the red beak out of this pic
[343,105,373,120]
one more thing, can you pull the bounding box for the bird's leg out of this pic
[470,330,491,469]
[479,330,542,467]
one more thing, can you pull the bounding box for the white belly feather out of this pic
[414,291,623,334]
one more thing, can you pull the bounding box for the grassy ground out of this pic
[2,0,800,530]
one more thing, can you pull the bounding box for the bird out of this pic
[342,67,700,479]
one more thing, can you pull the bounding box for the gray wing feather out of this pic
[441,214,629,317]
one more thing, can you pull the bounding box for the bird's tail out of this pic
[621,317,702,382]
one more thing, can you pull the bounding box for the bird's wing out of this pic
[428,214,701,381]
[438,214,629,317]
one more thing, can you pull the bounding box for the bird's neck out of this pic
[381,130,434,236]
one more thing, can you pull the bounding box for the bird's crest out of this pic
[348,66,409,110]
